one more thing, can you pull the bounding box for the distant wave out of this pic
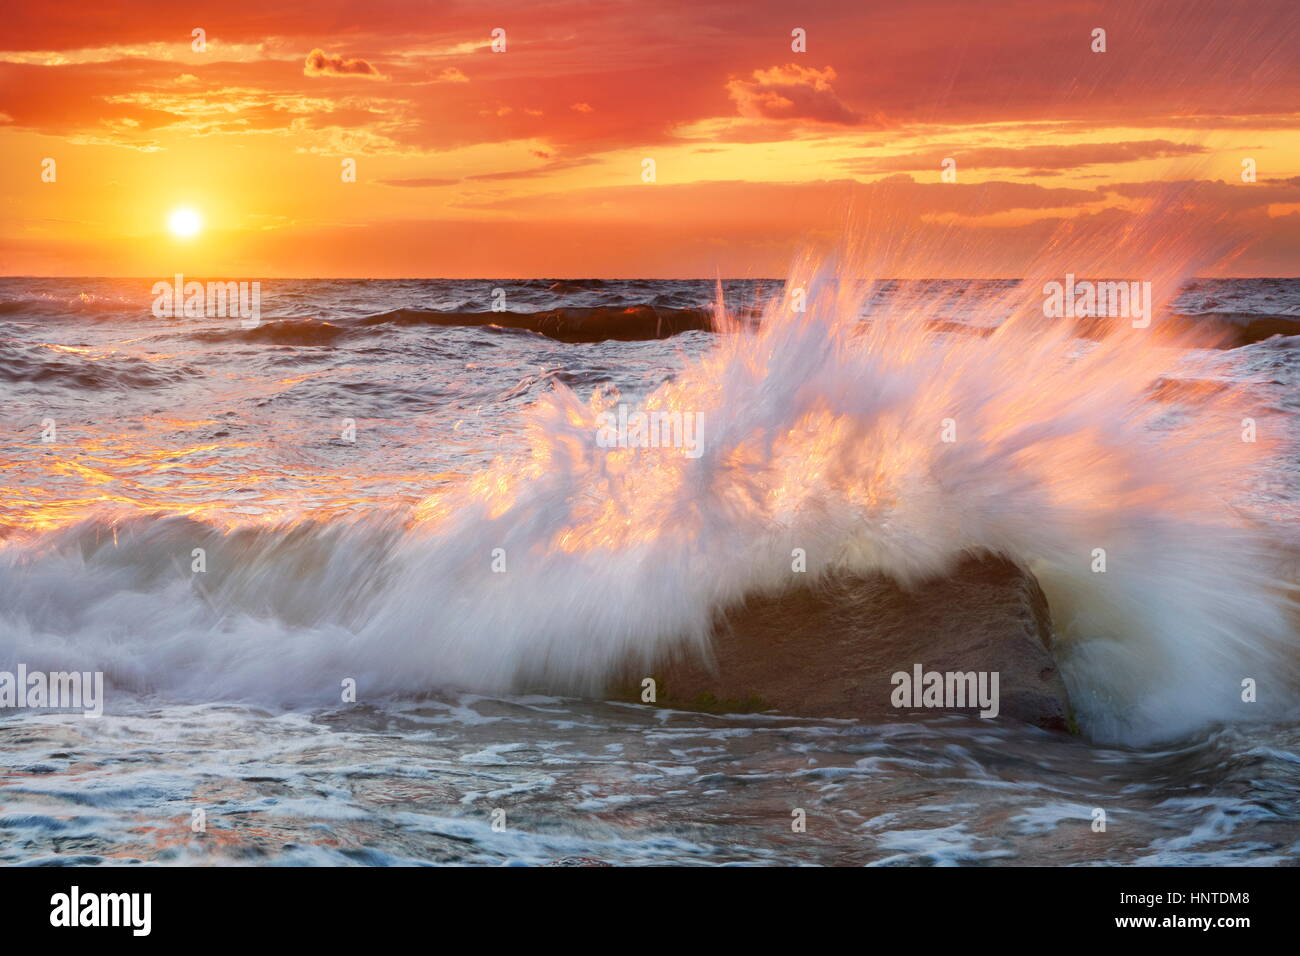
[0,343,199,389]
[1072,311,1300,348]
[0,293,143,319]
[187,318,352,346]
[176,306,1297,349]
[356,305,719,342]
[1171,311,1300,347]
[168,305,719,346]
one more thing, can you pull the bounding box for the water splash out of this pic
[1,208,1296,746]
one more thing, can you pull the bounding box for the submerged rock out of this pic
[624,554,1071,731]
[543,856,614,867]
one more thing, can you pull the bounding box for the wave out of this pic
[355,304,719,342]
[1070,311,1300,348]
[166,305,1297,351]
[187,318,352,347]
[2,218,1298,746]
[1171,311,1300,347]
[0,292,144,319]
[164,305,719,347]
[0,343,199,389]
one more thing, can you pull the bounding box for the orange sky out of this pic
[1,0,1297,277]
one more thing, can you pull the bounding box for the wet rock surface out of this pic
[636,554,1071,732]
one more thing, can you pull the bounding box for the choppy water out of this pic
[5,697,1300,866]
[1,275,1298,866]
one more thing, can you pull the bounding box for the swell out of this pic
[355,305,719,342]
[186,319,352,347]
[1075,311,1300,348]
[0,293,148,321]
[1170,311,1300,347]
[0,343,199,389]
[170,305,719,347]
[169,306,1298,350]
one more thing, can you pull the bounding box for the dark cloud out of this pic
[303,48,382,79]
[726,64,864,126]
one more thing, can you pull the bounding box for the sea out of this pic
[1,273,1298,865]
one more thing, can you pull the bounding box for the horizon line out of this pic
[3,275,1298,282]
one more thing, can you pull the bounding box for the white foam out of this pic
[1,213,1296,747]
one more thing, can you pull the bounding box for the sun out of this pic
[168,207,203,239]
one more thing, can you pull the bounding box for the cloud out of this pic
[1107,176,1300,213]
[845,140,1209,174]
[726,64,862,125]
[465,178,1109,224]
[465,156,599,182]
[4,1,1299,277]
[377,177,460,187]
[303,48,383,79]
[6,4,1295,158]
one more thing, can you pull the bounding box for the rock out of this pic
[544,857,613,867]
[628,554,1071,731]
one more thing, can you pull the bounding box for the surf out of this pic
[1,211,1297,748]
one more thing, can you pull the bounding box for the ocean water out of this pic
[1,273,1298,866]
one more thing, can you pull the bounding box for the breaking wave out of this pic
[1,213,1297,747]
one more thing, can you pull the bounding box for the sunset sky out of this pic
[1,0,1297,277]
